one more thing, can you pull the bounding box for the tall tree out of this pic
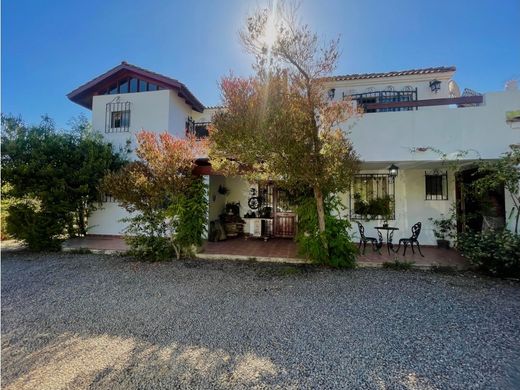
[1,114,126,249]
[210,1,359,253]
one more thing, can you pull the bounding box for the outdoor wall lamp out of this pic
[328,88,336,100]
[429,79,441,93]
[388,163,399,178]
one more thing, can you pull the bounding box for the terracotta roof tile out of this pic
[67,61,204,112]
[326,66,456,82]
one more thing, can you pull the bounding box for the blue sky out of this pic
[2,0,519,128]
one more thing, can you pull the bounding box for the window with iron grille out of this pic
[105,101,131,133]
[350,174,395,220]
[425,171,448,200]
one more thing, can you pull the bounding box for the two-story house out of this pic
[67,62,520,245]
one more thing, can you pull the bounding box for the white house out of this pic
[67,62,520,245]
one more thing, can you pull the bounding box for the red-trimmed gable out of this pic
[67,62,204,112]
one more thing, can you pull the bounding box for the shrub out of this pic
[296,194,357,268]
[1,114,125,250]
[5,200,65,251]
[168,177,208,257]
[103,131,208,261]
[457,230,520,277]
[123,212,179,261]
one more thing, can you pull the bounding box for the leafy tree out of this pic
[1,114,126,250]
[103,131,208,260]
[209,1,359,260]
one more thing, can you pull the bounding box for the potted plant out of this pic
[429,213,455,249]
[367,195,392,225]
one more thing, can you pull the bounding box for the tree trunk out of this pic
[78,203,86,236]
[314,185,327,233]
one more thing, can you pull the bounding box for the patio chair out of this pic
[356,222,382,255]
[396,222,424,257]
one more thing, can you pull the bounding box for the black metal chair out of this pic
[356,222,382,255]
[396,222,424,256]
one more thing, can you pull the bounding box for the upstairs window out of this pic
[425,171,448,200]
[111,111,130,129]
[106,100,131,133]
[102,78,162,95]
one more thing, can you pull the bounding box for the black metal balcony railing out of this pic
[344,89,418,113]
[185,119,210,138]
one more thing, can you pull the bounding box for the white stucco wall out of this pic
[88,202,132,236]
[89,89,196,235]
[208,175,253,221]
[345,91,520,163]
[327,71,454,102]
[208,175,227,221]
[222,176,251,217]
[341,169,456,246]
[92,90,173,157]
[168,91,194,138]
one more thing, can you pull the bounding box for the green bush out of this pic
[458,230,520,277]
[296,194,357,268]
[168,177,208,257]
[122,178,207,261]
[5,201,65,251]
[123,212,179,261]
[1,114,125,250]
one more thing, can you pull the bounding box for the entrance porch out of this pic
[62,235,468,268]
[199,237,468,269]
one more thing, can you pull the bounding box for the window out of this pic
[100,78,164,95]
[108,84,118,94]
[129,78,138,93]
[118,78,129,93]
[111,111,130,129]
[105,100,131,133]
[350,174,395,219]
[425,171,448,200]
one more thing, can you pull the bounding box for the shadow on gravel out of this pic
[2,251,520,389]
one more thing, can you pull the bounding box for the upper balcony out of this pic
[185,117,210,138]
[345,91,520,163]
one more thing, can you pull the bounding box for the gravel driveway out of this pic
[2,251,520,389]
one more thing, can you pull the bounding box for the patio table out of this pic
[374,226,399,255]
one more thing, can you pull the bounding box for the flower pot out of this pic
[436,239,450,249]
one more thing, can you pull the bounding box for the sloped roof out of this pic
[326,66,456,82]
[67,61,204,112]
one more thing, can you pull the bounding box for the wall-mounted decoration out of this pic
[429,79,441,93]
[218,185,229,195]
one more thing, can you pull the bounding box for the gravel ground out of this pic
[2,251,520,389]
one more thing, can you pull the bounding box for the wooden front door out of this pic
[273,188,296,238]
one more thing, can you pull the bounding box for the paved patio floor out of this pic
[64,235,469,268]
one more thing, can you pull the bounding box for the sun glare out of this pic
[262,0,279,49]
